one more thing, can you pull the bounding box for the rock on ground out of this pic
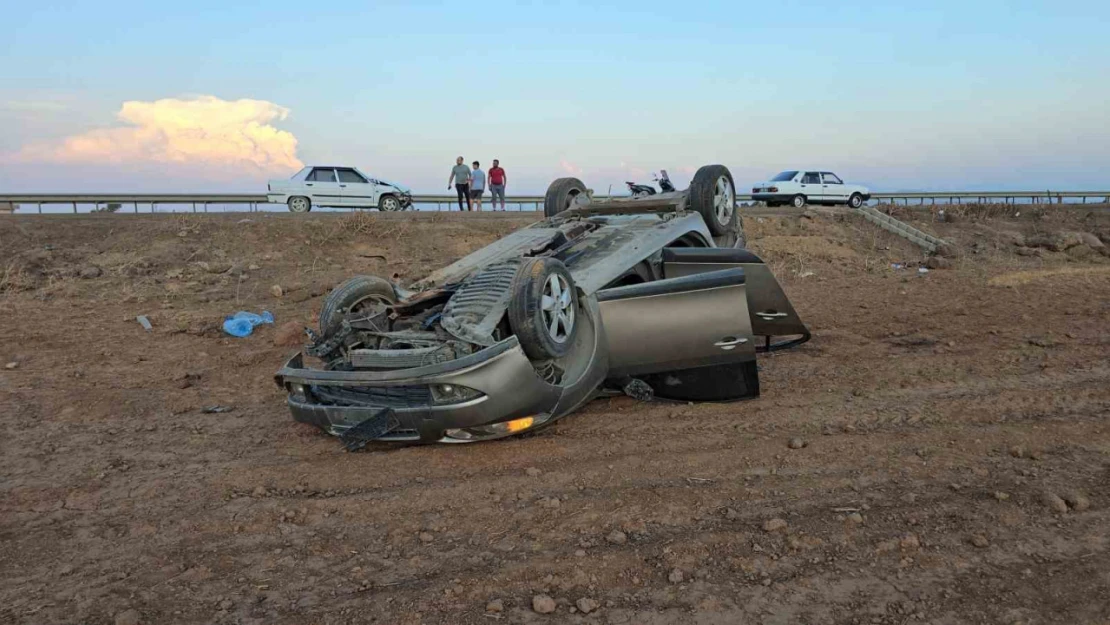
[576,597,600,614]
[114,609,141,625]
[606,530,628,545]
[1043,492,1069,514]
[1063,492,1091,511]
[925,256,952,269]
[532,594,556,614]
[668,568,684,583]
[763,518,788,533]
[486,599,504,613]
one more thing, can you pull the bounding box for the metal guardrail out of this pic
[2,190,1109,214]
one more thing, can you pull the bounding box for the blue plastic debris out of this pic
[222,310,274,337]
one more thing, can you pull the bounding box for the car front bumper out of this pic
[274,338,562,443]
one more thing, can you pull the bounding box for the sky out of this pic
[1,0,1109,195]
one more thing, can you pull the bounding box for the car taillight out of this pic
[769,186,778,192]
[752,187,760,193]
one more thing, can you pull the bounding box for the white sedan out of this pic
[267,166,413,212]
[751,171,870,209]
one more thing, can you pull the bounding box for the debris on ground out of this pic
[4,361,17,370]
[532,594,556,614]
[222,310,274,337]
[136,315,153,331]
[788,437,807,449]
[201,405,234,414]
[270,285,284,298]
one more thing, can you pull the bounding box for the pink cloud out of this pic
[559,159,583,176]
[6,96,302,174]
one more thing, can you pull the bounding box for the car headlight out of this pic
[289,382,307,400]
[429,383,483,405]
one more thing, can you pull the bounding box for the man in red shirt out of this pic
[488,159,507,211]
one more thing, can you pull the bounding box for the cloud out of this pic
[8,96,302,174]
[559,159,583,176]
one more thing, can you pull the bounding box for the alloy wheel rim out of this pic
[714,176,734,224]
[540,274,574,344]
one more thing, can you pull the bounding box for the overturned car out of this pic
[275,164,810,448]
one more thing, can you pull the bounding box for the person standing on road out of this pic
[470,161,486,212]
[488,159,507,210]
[448,156,472,211]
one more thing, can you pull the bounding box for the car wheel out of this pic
[378,194,401,212]
[319,275,396,337]
[508,257,578,360]
[543,177,587,218]
[792,194,806,209]
[848,193,863,209]
[689,165,737,236]
[288,196,312,213]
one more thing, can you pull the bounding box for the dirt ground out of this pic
[2,206,1109,625]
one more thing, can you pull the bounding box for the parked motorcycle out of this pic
[626,170,676,197]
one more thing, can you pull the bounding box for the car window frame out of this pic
[337,168,368,184]
[309,167,337,183]
[801,171,821,185]
[821,172,843,185]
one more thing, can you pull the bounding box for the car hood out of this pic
[378,179,411,193]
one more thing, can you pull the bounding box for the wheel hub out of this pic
[540,274,574,344]
[713,176,734,224]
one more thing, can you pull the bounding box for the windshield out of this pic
[771,171,798,182]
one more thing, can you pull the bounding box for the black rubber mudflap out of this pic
[339,408,400,452]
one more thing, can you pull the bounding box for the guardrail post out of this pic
[72,201,77,214]
[38,202,42,214]
[203,202,208,213]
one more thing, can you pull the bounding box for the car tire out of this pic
[319,275,396,336]
[508,257,579,361]
[848,193,863,209]
[791,194,806,209]
[378,194,401,212]
[689,165,737,237]
[288,196,312,213]
[543,177,587,218]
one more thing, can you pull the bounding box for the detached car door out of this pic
[305,167,343,207]
[337,168,377,208]
[596,268,760,401]
[662,248,810,352]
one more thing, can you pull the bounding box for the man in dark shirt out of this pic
[488,159,507,211]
